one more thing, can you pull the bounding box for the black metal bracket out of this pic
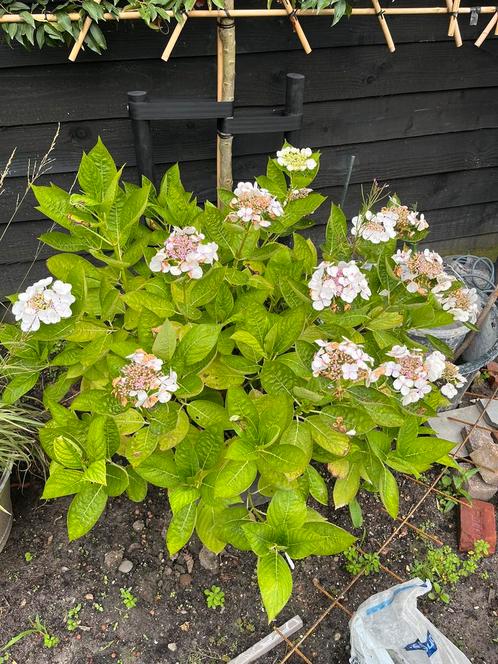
[127,72,305,186]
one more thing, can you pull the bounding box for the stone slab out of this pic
[470,441,498,486]
[479,398,498,429]
[459,462,498,502]
[459,499,496,554]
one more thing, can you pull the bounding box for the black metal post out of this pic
[284,73,305,145]
[127,91,155,185]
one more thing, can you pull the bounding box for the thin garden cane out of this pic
[68,0,101,61]
[217,1,236,197]
[161,13,188,61]
[445,0,462,46]
[475,9,498,47]
[280,0,312,54]
[448,0,461,37]
[371,0,395,52]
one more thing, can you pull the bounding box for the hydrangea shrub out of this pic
[0,140,478,620]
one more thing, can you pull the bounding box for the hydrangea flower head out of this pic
[312,338,378,386]
[149,226,218,280]
[381,204,429,237]
[308,261,371,311]
[112,349,179,409]
[436,287,480,324]
[228,182,283,229]
[12,277,75,332]
[276,146,317,172]
[351,210,397,244]
[392,248,454,295]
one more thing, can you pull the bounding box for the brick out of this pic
[459,499,496,554]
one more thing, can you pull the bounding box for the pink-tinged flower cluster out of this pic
[435,286,480,324]
[228,182,283,230]
[288,187,313,201]
[149,226,218,280]
[308,261,371,311]
[382,345,464,405]
[312,338,378,385]
[276,146,317,172]
[112,350,179,409]
[381,204,429,237]
[351,210,397,244]
[392,248,454,295]
[12,277,75,332]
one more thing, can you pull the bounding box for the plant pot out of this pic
[409,319,469,352]
[0,465,13,554]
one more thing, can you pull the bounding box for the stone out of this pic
[132,520,145,532]
[464,424,495,453]
[199,546,219,573]
[470,441,498,486]
[459,463,498,502]
[167,643,177,652]
[104,548,124,571]
[459,499,496,554]
[118,559,133,574]
[179,574,192,588]
[479,398,498,429]
[127,542,141,554]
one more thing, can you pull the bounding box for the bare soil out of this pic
[0,471,497,664]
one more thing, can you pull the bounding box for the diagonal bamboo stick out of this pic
[68,0,101,62]
[475,10,498,45]
[161,13,188,61]
[448,0,461,37]
[281,0,312,54]
[445,0,462,45]
[371,0,395,52]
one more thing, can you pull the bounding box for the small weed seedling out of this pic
[436,469,477,513]
[204,586,225,609]
[65,603,82,631]
[24,552,33,562]
[0,616,59,653]
[343,546,381,576]
[93,602,104,612]
[120,588,137,609]
[411,540,489,603]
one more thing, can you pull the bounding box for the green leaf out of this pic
[333,464,360,508]
[231,330,265,358]
[42,469,83,499]
[260,360,301,397]
[226,387,259,441]
[189,267,226,307]
[152,320,177,362]
[186,400,231,430]
[134,451,180,488]
[267,490,307,530]
[168,485,200,514]
[379,467,399,518]
[307,415,351,456]
[53,436,84,469]
[366,311,404,331]
[324,203,350,260]
[257,552,293,622]
[86,415,111,461]
[306,466,328,505]
[214,460,257,498]
[1,372,38,404]
[106,464,129,497]
[397,416,419,452]
[196,503,226,554]
[82,459,107,485]
[295,522,356,557]
[259,445,307,474]
[216,506,252,550]
[166,502,197,555]
[242,522,276,556]
[122,291,175,319]
[67,483,107,541]
[126,467,148,502]
[125,426,158,467]
[176,324,221,365]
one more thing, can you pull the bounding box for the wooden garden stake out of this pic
[281,0,312,54]
[161,13,188,61]
[68,0,101,61]
[475,10,498,46]
[371,0,395,52]
[445,0,462,46]
[448,0,461,38]
[217,0,236,197]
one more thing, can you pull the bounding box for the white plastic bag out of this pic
[349,578,471,663]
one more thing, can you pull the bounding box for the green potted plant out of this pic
[0,141,476,619]
[0,402,42,552]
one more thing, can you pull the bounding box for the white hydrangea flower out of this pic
[392,248,454,296]
[312,338,378,385]
[12,277,75,333]
[276,146,317,172]
[113,349,179,409]
[149,226,218,280]
[436,287,480,324]
[308,261,371,311]
[381,204,429,237]
[228,182,283,230]
[351,210,397,244]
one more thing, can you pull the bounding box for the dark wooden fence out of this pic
[1,8,498,296]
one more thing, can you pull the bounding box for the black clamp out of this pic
[469,6,481,25]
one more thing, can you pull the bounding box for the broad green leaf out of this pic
[231,330,265,357]
[196,429,225,471]
[53,436,84,469]
[113,409,145,435]
[152,319,177,362]
[324,203,349,260]
[189,267,226,307]
[42,469,83,499]
[366,311,403,331]
[226,387,259,441]
[397,416,419,452]
[257,552,293,622]
[242,522,276,557]
[168,485,200,514]
[186,400,230,430]
[134,451,180,488]
[214,460,257,498]
[307,415,350,456]
[333,464,360,508]
[259,445,307,475]
[1,372,38,404]
[306,466,328,505]
[176,324,221,365]
[216,506,252,551]
[125,426,158,467]
[379,467,399,518]
[293,522,356,557]
[126,467,148,502]
[67,483,107,541]
[106,464,129,497]
[86,415,111,461]
[280,421,313,462]
[267,490,307,530]
[260,360,301,397]
[82,458,107,485]
[166,502,197,555]
[196,503,226,554]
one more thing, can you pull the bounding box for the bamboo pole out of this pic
[217,1,236,195]
[68,0,101,61]
[371,0,395,52]
[445,0,462,46]
[281,0,312,54]
[161,13,188,61]
[475,9,498,46]
[5,7,498,23]
[448,0,461,37]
